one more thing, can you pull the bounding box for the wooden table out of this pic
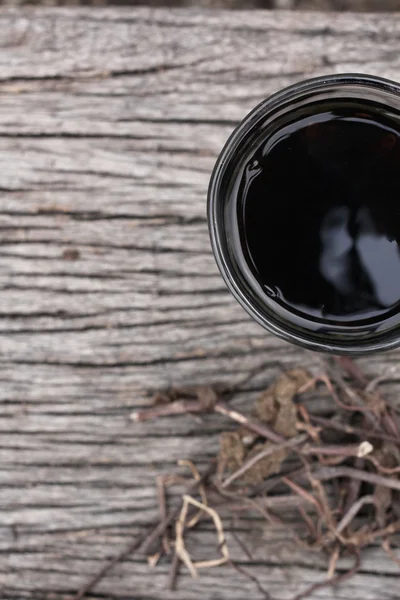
[1,7,400,599]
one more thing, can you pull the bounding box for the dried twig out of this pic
[175,495,197,577]
[289,551,361,600]
[175,494,229,577]
[327,544,340,579]
[228,558,271,599]
[132,400,206,421]
[335,495,375,535]
[332,358,399,438]
[342,457,364,516]
[133,399,285,444]
[231,529,253,560]
[213,483,283,525]
[214,403,284,443]
[147,551,161,568]
[349,521,400,546]
[281,477,323,514]
[313,465,400,492]
[248,465,308,496]
[366,366,398,392]
[156,476,170,555]
[303,463,338,536]
[297,503,318,541]
[321,371,377,419]
[73,462,215,600]
[168,550,181,591]
[308,415,400,446]
[221,434,307,488]
[382,538,400,570]
[178,459,208,527]
[335,356,368,386]
[302,441,373,458]
[366,455,400,475]
[297,404,322,443]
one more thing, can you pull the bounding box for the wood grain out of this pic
[0,7,399,600]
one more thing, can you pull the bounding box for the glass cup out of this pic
[208,74,400,355]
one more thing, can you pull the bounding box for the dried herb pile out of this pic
[74,356,400,600]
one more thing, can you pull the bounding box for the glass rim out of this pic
[207,73,400,355]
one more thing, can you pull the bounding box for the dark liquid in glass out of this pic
[238,100,400,330]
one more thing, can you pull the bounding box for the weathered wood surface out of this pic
[0,7,400,600]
